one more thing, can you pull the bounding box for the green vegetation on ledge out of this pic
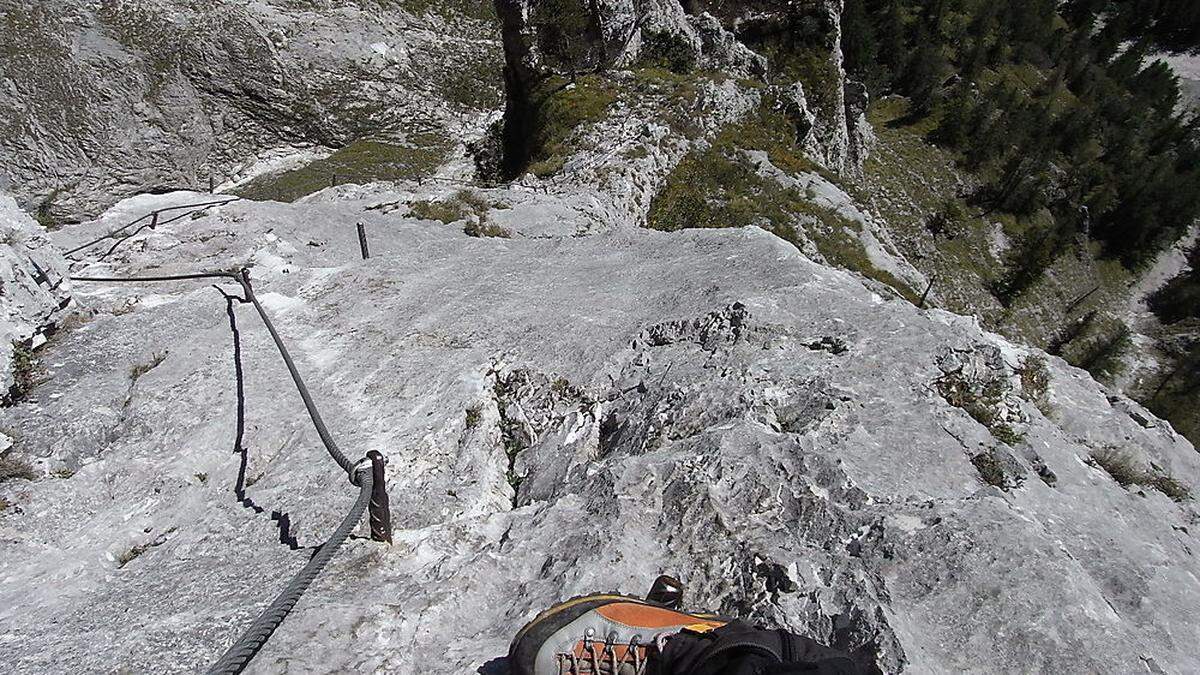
[409,190,511,238]
[637,30,697,75]
[646,99,920,305]
[527,75,617,177]
[234,134,450,203]
[1090,447,1192,502]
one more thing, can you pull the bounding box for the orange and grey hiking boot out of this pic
[509,576,728,675]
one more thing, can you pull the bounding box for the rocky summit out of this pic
[1,1,1198,674]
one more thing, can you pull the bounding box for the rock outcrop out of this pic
[0,1,502,222]
[0,195,69,406]
[494,0,872,179]
[683,0,873,173]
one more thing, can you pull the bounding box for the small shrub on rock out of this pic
[1149,476,1191,502]
[465,404,483,429]
[1090,447,1192,502]
[411,190,509,237]
[410,199,470,224]
[129,351,167,383]
[970,446,1026,489]
[116,542,152,568]
[1018,355,1053,416]
[639,30,696,74]
[6,340,40,404]
[937,369,1027,446]
[463,219,511,239]
[0,455,37,483]
[971,452,1007,488]
[1090,447,1142,487]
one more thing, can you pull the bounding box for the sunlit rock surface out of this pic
[0,191,1196,673]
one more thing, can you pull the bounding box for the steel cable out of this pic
[71,269,355,474]
[70,268,377,673]
[63,213,152,256]
[232,271,356,474]
[98,206,232,261]
[205,469,372,675]
[64,197,239,256]
[70,271,239,283]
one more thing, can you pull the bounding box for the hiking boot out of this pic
[508,582,727,675]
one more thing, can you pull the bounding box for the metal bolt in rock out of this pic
[645,574,684,609]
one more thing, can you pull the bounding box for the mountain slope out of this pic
[0,1,1198,673]
[0,0,501,222]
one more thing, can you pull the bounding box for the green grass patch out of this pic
[409,190,510,238]
[626,67,715,138]
[528,75,617,177]
[410,199,470,225]
[776,48,843,115]
[235,135,450,203]
[807,221,923,305]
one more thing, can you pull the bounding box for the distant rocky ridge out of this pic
[0,0,502,222]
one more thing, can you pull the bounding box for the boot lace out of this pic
[555,631,649,674]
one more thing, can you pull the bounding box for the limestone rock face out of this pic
[0,191,1196,673]
[691,0,867,173]
[495,0,748,80]
[0,196,70,404]
[0,1,502,222]
[495,0,871,176]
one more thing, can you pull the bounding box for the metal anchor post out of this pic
[356,222,370,260]
[366,450,392,544]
